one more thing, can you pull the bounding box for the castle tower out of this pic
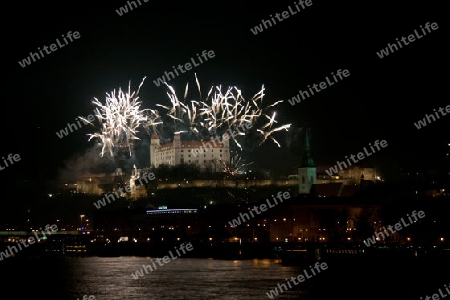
[173,132,181,148]
[298,128,316,194]
[173,132,182,165]
[150,132,160,168]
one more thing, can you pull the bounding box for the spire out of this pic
[300,128,315,168]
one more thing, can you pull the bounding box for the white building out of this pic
[150,132,230,171]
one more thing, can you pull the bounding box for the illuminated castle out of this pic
[150,132,230,171]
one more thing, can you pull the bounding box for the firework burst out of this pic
[217,153,254,177]
[157,74,292,151]
[86,74,291,160]
[82,77,162,157]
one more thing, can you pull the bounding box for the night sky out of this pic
[3,1,448,190]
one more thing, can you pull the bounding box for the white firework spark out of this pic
[217,154,254,177]
[157,74,291,150]
[84,77,161,157]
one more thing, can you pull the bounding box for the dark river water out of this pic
[1,256,448,299]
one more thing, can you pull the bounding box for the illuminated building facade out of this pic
[150,132,230,171]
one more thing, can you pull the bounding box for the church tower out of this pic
[298,128,316,194]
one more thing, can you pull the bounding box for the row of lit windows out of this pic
[181,149,226,152]
[156,147,174,152]
[181,154,224,158]
[157,145,229,150]
[180,159,224,164]
[155,156,226,162]
[156,149,228,159]
[180,144,225,148]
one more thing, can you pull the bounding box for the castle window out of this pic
[302,176,305,184]
[220,149,222,152]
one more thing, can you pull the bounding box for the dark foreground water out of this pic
[1,256,448,299]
